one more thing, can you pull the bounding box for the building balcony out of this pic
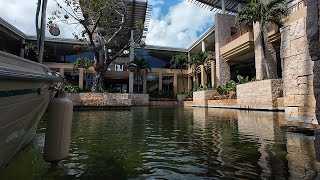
[220,30,254,61]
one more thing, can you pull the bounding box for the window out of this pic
[115,64,124,71]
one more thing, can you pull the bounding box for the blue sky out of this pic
[0,0,215,48]
[146,0,215,48]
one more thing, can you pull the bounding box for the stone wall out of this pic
[193,90,216,107]
[207,99,238,108]
[281,10,317,124]
[237,79,283,110]
[215,14,235,85]
[68,93,131,107]
[149,101,179,106]
[129,94,149,106]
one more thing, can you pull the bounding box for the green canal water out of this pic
[1,106,320,179]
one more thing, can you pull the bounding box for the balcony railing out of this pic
[288,0,306,14]
[222,29,250,47]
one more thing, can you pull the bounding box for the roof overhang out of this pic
[187,25,215,52]
[187,0,250,13]
[106,0,150,48]
[0,17,26,40]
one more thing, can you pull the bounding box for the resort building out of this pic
[0,0,317,124]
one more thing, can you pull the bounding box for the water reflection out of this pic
[0,107,320,179]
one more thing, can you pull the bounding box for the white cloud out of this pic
[0,0,82,39]
[145,1,214,48]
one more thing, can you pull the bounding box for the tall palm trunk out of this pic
[261,23,278,79]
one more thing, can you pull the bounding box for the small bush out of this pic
[65,84,79,93]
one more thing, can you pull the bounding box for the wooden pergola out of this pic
[187,0,250,13]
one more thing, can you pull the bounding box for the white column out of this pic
[188,76,192,91]
[129,30,134,93]
[238,3,242,12]
[211,61,215,88]
[188,52,191,69]
[201,41,206,52]
[59,68,64,77]
[200,65,207,86]
[222,0,226,14]
[20,39,25,58]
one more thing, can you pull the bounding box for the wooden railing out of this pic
[288,0,307,14]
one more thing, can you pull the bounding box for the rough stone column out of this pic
[173,73,178,95]
[59,68,64,77]
[143,73,147,94]
[200,65,207,86]
[215,13,234,85]
[79,68,84,90]
[282,9,317,124]
[129,30,134,94]
[254,22,266,80]
[307,0,320,124]
[159,71,163,91]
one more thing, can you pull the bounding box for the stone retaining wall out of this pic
[207,99,238,109]
[129,94,149,106]
[68,93,131,107]
[237,79,283,110]
[149,101,179,106]
[193,90,216,107]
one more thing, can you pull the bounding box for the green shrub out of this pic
[65,84,79,93]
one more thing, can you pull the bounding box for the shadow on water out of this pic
[1,106,320,179]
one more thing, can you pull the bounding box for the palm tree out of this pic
[189,51,208,87]
[236,0,289,79]
[170,53,188,93]
[129,59,151,93]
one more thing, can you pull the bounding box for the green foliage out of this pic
[189,51,207,68]
[25,43,38,60]
[65,84,79,93]
[187,85,209,98]
[215,75,250,95]
[235,0,289,28]
[237,75,250,84]
[73,57,94,73]
[170,53,188,70]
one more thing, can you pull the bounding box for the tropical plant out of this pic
[237,75,250,84]
[215,75,250,95]
[170,53,188,93]
[65,84,79,93]
[190,51,207,69]
[236,0,289,79]
[73,57,94,73]
[129,59,151,93]
[48,0,145,92]
[25,43,39,61]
